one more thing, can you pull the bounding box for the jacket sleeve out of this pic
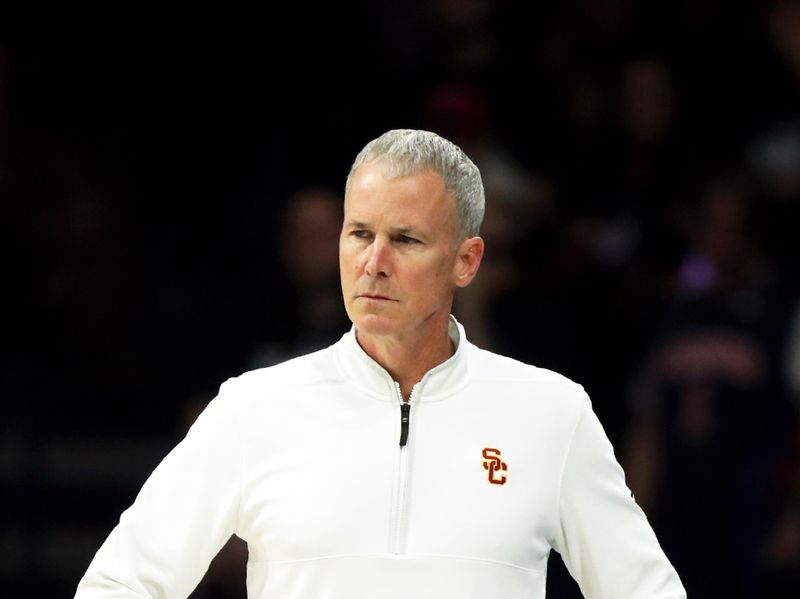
[551,393,686,598]
[75,380,245,598]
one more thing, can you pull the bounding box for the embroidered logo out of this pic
[482,448,508,485]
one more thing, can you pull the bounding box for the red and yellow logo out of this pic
[482,448,508,485]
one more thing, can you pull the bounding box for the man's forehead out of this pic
[343,163,457,227]
[343,196,453,224]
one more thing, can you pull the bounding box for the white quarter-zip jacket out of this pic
[75,318,685,598]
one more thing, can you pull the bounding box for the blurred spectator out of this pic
[426,0,501,75]
[419,82,556,351]
[566,56,688,269]
[742,0,800,286]
[247,186,350,368]
[761,424,800,592]
[22,148,148,431]
[765,0,800,114]
[763,296,800,589]
[747,119,800,285]
[624,175,798,597]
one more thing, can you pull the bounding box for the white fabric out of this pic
[75,318,685,598]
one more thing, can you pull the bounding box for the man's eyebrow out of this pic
[343,220,370,229]
[389,226,422,237]
[342,221,426,238]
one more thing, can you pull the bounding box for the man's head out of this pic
[345,129,485,241]
[339,129,485,342]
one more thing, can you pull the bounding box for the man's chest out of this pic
[237,390,567,571]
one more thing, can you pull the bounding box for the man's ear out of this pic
[454,236,485,288]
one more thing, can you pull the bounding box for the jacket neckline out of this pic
[333,316,470,402]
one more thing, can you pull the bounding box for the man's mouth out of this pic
[359,293,394,301]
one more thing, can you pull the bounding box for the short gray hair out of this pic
[346,129,485,238]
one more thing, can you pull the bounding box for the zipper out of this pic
[391,382,416,554]
[399,402,411,447]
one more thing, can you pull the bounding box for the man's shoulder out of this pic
[467,343,587,397]
[221,345,343,397]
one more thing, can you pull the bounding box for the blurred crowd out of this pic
[3,1,800,597]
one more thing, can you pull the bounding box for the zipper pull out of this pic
[399,403,411,447]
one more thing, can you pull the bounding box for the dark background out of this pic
[3,1,800,596]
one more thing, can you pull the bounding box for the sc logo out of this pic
[482,448,508,485]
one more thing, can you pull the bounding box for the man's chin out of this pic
[352,313,401,337]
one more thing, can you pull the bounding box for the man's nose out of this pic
[364,237,392,277]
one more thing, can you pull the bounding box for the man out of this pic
[76,129,685,598]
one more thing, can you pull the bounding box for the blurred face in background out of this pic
[281,188,343,289]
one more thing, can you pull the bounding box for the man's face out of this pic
[339,162,477,342]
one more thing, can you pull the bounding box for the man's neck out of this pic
[356,319,454,401]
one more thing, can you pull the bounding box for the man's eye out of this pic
[397,235,419,244]
[352,230,370,239]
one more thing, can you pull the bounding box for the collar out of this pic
[333,315,470,402]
